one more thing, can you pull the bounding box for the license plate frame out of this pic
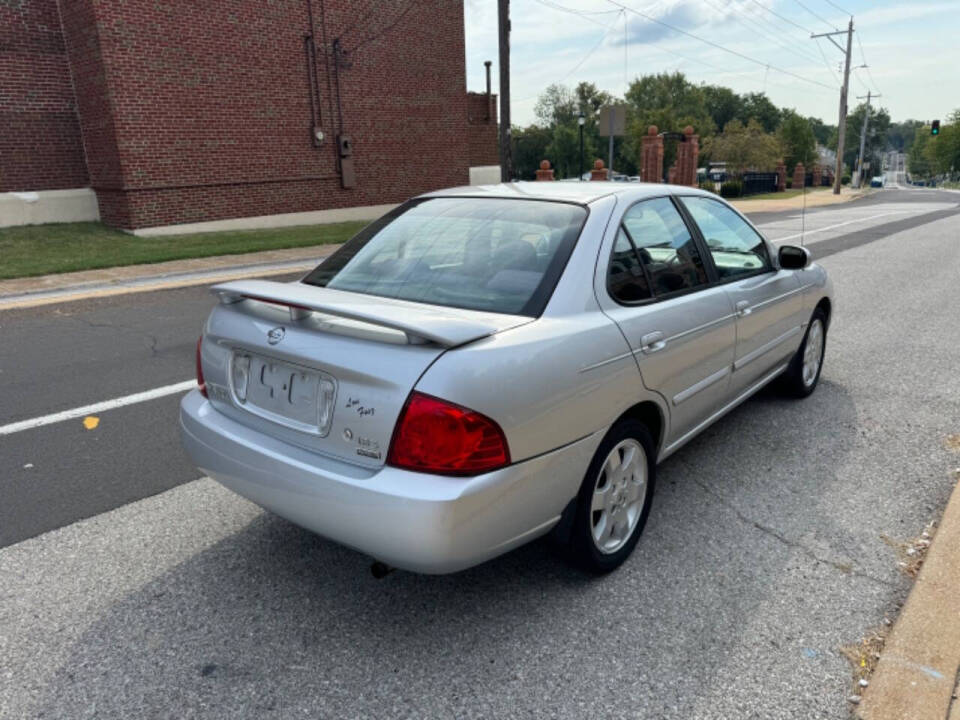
[229,350,336,436]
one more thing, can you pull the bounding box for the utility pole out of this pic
[852,91,880,188]
[812,18,854,195]
[497,0,512,182]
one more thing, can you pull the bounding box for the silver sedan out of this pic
[180,182,832,574]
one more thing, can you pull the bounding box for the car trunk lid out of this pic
[199,279,532,469]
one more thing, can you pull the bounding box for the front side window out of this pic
[620,196,708,297]
[680,196,772,279]
[302,197,587,316]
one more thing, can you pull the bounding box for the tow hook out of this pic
[370,561,395,579]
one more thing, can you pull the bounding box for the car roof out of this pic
[419,181,717,206]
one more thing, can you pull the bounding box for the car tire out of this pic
[781,307,828,398]
[566,419,656,574]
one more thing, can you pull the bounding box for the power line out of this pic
[747,0,813,35]
[821,0,851,15]
[855,31,882,95]
[791,0,838,30]
[605,0,837,90]
[714,0,826,69]
[813,37,840,86]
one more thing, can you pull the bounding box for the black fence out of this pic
[741,172,779,197]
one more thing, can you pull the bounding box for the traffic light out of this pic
[932,120,940,136]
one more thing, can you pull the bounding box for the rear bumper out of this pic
[180,390,601,573]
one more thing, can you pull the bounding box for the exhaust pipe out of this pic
[370,561,395,579]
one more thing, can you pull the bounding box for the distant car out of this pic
[181,182,833,574]
[870,176,885,188]
[629,176,641,183]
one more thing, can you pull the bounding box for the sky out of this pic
[464,0,959,128]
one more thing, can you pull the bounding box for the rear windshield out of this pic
[302,197,588,316]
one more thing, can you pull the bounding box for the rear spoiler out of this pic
[210,279,522,348]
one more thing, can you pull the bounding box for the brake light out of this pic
[387,392,510,476]
[196,337,207,397]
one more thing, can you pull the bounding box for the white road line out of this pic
[0,380,196,437]
[769,210,914,243]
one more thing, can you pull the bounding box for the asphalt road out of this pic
[2,186,960,718]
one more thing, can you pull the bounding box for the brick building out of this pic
[0,0,498,230]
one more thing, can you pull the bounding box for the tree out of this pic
[702,84,740,133]
[624,72,714,173]
[737,92,781,133]
[511,124,552,180]
[806,116,834,146]
[705,119,782,174]
[887,119,924,153]
[545,122,596,179]
[534,84,577,127]
[842,103,891,174]
[778,111,817,171]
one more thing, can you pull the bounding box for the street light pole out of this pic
[853,90,880,188]
[578,110,585,181]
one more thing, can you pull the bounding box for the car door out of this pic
[679,195,807,395]
[596,195,738,446]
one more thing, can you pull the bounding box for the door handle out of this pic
[735,300,752,316]
[640,331,666,353]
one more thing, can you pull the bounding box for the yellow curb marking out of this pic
[82,416,100,430]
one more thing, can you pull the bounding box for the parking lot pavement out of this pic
[2,207,959,718]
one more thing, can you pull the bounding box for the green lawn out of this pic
[0,221,368,280]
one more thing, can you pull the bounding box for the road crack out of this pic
[689,476,899,589]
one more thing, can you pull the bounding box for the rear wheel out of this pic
[567,420,656,573]
[781,308,827,398]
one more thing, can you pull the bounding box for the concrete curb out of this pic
[857,476,960,719]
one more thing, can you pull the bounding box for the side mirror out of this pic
[779,245,811,270]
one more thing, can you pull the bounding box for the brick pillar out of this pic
[640,125,663,183]
[590,159,609,181]
[793,162,805,189]
[812,164,822,187]
[673,125,698,187]
[776,160,787,192]
[535,159,555,181]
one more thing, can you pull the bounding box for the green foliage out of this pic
[842,103,891,173]
[887,119,925,153]
[841,174,851,185]
[807,116,834,146]
[778,111,817,172]
[719,180,742,198]
[701,85,740,133]
[512,124,553,180]
[907,110,960,178]
[737,92,782,133]
[705,119,782,174]
[624,72,715,172]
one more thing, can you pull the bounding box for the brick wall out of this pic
[0,0,88,192]
[54,0,476,228]
[466,91,498,168]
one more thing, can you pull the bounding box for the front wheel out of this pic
[566,420,656,574]
[781,308,827,398]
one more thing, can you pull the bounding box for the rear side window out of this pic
[615,197,708,299]
[607,228,652,302]
[302,197,587,316]
[680,196,771,279]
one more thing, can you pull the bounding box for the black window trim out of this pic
[673,194,777,286]
[604,193,714,307]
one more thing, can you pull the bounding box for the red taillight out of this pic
[387,392,510,476]
[196,337,207,397]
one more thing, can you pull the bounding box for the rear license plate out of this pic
[231,351,336,436]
